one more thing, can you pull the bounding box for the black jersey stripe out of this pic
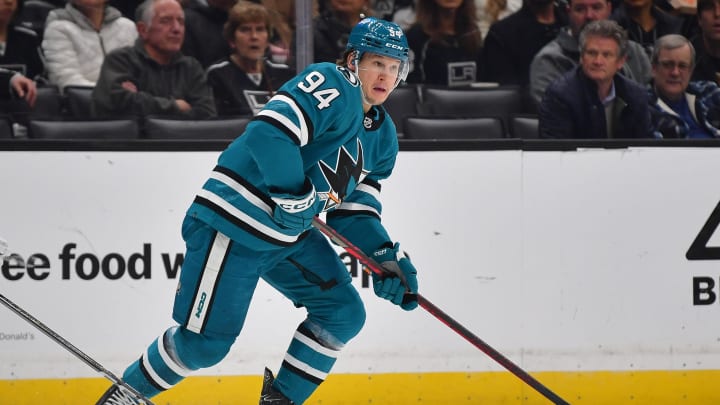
[213,165,274,207]
[138,356,168,392]
[254,114,302,145]
[326,208,381,221]
[281,359,324,385]
[193,196,306,247]
[276,90,314,144]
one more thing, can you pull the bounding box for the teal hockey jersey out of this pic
[187,62,399,254]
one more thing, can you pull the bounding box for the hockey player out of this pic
[95,16,420,405]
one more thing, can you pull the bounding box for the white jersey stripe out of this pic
[335,201,379,216]
[209,171,272,215]
[284,353,328,380]
[259,94,310,146]
[187,232,230,334]
[197,189,300,243]
[256,109,302,144]
[293,331,339,358]
[272,94,310,145]
[355,183,380,200]
[142,347,173,389]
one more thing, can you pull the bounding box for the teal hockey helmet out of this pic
[346,17,410,86]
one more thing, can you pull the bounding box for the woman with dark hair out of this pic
[0,0,45,81]
[405,0,483,86]
[206,1,294,116]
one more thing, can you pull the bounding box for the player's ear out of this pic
[345,50,358,72]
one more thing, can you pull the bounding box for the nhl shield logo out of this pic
[363,116,373,128]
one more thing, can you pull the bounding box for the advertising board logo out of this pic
[687,200,720,305]
[686,200,720,260]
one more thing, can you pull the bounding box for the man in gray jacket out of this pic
[529,0,651,106]
[91,0,216,119]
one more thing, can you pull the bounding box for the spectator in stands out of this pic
[475,0,522,39]
[610,0,683,57]
[0,67,36,105]
[311,0,371,63]
[371,0,417,30]
[257,0,302,64]
[405,0,483,86]
[691,0,720,84]
[530,0,651,106]
[539,20,652,138]
[649,34,720,138]
[207,1,294,116]
[481,0,567,86]
[42,0,137,92]
[0,0,45,81]
[182,0,238,68]
[92,0,216,119]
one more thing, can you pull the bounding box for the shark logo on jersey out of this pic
[336,66,359,86]
[318,139,368,211]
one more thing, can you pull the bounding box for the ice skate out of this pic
[95,384,143,405]
[259,367,295,404]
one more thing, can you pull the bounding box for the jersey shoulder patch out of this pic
[335,65,360,87]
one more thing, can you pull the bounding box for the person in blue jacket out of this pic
[95,16,420,405]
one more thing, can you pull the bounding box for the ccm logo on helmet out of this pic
[385,42,404,50]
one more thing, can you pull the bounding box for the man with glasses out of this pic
[650,34,720,138]
[530,0,651,106]
[539,20,652,138]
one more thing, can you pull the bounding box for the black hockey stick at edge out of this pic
[312,217,570,405]
[0,292,155,405]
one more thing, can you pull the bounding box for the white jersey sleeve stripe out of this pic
[335,201,379,216]
[197,189,300,243]
[209,170,272,215]
[257,94,310,146]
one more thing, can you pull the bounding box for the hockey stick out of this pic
[312,217,570,405]
[0,292,155,405]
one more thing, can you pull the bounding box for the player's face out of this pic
[568,0,611,36]
[139,0,185,56]
[356,53,402,106]
[231,21,269,62]
[652,44,693,101]
[580,36,626,85]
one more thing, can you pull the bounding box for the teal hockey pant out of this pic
[121,218,366,404]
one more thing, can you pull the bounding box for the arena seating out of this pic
[29,119,140,139]
[403,116,506,140]
[0,84,538,140]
